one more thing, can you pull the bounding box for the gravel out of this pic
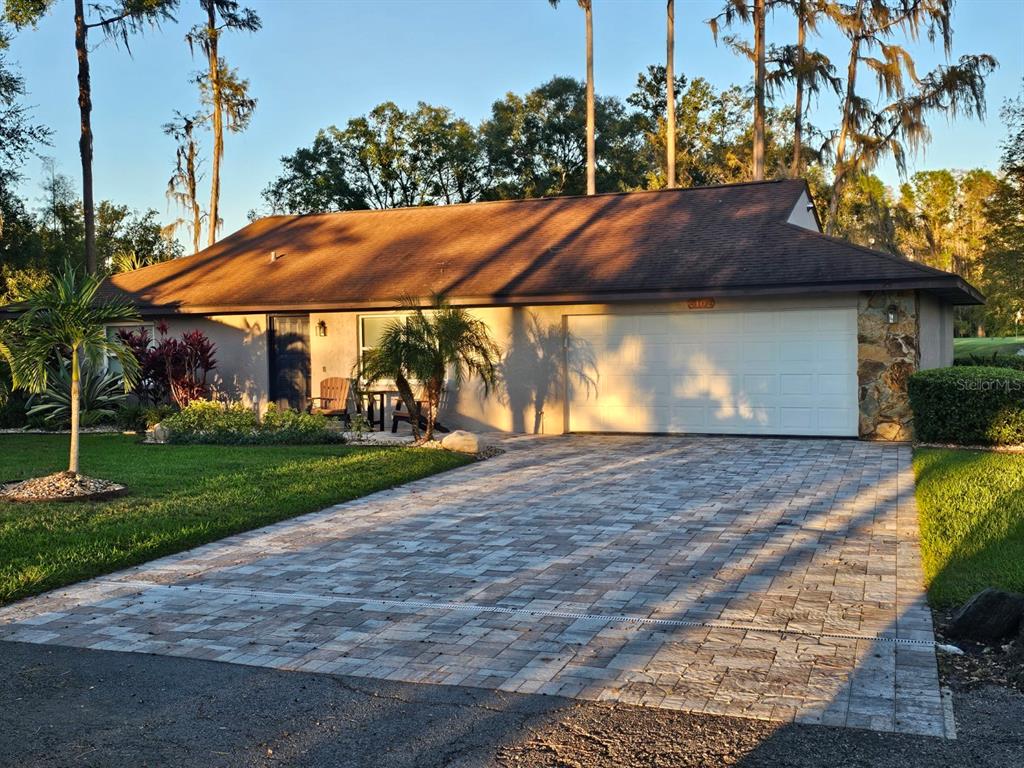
[0,641,1021,768]
[0,472,126,502]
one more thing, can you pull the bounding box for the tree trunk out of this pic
[584,2,596,195]
[665,0,676,188]
[791,2,806,178]
[206,2,222,247]
[394,373,421,441]
[188,132,201,254]
[74,0,97,274]
[69,345,81,474]
[423,378,442,442]
[752,0,766,181]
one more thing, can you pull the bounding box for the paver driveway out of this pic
[0,436,946,736]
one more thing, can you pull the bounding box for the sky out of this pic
[5,0,1024,239]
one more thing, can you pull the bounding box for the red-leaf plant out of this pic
[117,322,218,408]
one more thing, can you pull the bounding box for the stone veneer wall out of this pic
[858,291,919,441]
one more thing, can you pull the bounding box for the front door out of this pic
[269,314,311,411]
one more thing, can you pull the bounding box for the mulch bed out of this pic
[935,614,1024,693]
[0,472,127,503]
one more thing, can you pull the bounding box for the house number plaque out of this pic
[687,298,716,309]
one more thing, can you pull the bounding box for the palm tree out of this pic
[549,0,595,195]
[7,264,140,474]
[766,1,840,177]
[187,0,261,247]
[360,297,500,442]
[708,0,765,180]
[666,0,677,188]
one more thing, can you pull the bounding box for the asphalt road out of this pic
[1,641,1022,768]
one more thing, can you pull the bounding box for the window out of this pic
[104,323,154,375]
[358,314,409,384]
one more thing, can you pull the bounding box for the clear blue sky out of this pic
[6,0,1024,238]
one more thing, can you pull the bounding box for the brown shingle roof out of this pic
[100,179,981,314]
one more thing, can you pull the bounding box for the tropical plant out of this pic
[359,298,500,441]
[549,0,596,195]
[26,355,126,427]
[6,262,140,472]
[3,0,177,273]
[187,0,260,246]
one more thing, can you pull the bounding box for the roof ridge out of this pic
[265,178,802,222]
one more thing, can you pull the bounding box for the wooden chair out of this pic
[391,389,450,434]
[309,377,355,424]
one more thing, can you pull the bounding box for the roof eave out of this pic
[116,276,983,316]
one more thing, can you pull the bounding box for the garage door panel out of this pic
[567,309,858,437]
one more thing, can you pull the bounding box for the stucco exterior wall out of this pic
[786,190,821,232]
[306,294,860,435]
[151,289,954,439]
[162,314,269,410]
[918,294,955,370]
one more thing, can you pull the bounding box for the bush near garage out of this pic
[160,400,343,445]
[908,367,1024,445]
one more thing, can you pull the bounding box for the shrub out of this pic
[161,401,258,443]
[116,323,218,407]
[955,352,1024,372]
[114,403,178,432]
[160,400,342,445]
[260,404,332,443]
[26,356,126,427]
[908,366,1024,445]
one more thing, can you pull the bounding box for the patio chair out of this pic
[391,389,450,434]
[309,377,356,424]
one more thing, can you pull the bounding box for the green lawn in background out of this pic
[953,336,1024,359]
[0,434,471,605]
[913,447,1024,608]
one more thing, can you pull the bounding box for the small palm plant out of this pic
[7,263,140,474]
[360,297,500,442]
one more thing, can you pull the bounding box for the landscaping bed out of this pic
[0,433,472,605]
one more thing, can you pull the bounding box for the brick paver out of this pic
[0,436,946,736]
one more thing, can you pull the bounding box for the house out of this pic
[99,179,981,441]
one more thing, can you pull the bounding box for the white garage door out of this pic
[567,308,858,436]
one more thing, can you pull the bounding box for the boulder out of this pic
[441,430,486,454]
[947,588,1024,642]
[150,422,171,444]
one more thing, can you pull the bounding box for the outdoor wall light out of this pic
[316,320,328,337]
[886,305,899,324]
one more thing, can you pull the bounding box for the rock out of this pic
[150,422,171,444]
[935,643,964,655]
[441,430,487,454]
[947,588,1024,642]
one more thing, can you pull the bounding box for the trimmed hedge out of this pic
[955,352,1024,372]
[908,366,1024,445]
[161,401,344,445]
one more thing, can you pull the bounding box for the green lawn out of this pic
[913,447,1024,608]
[953,336,1024,359]
[0,434,471,605]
